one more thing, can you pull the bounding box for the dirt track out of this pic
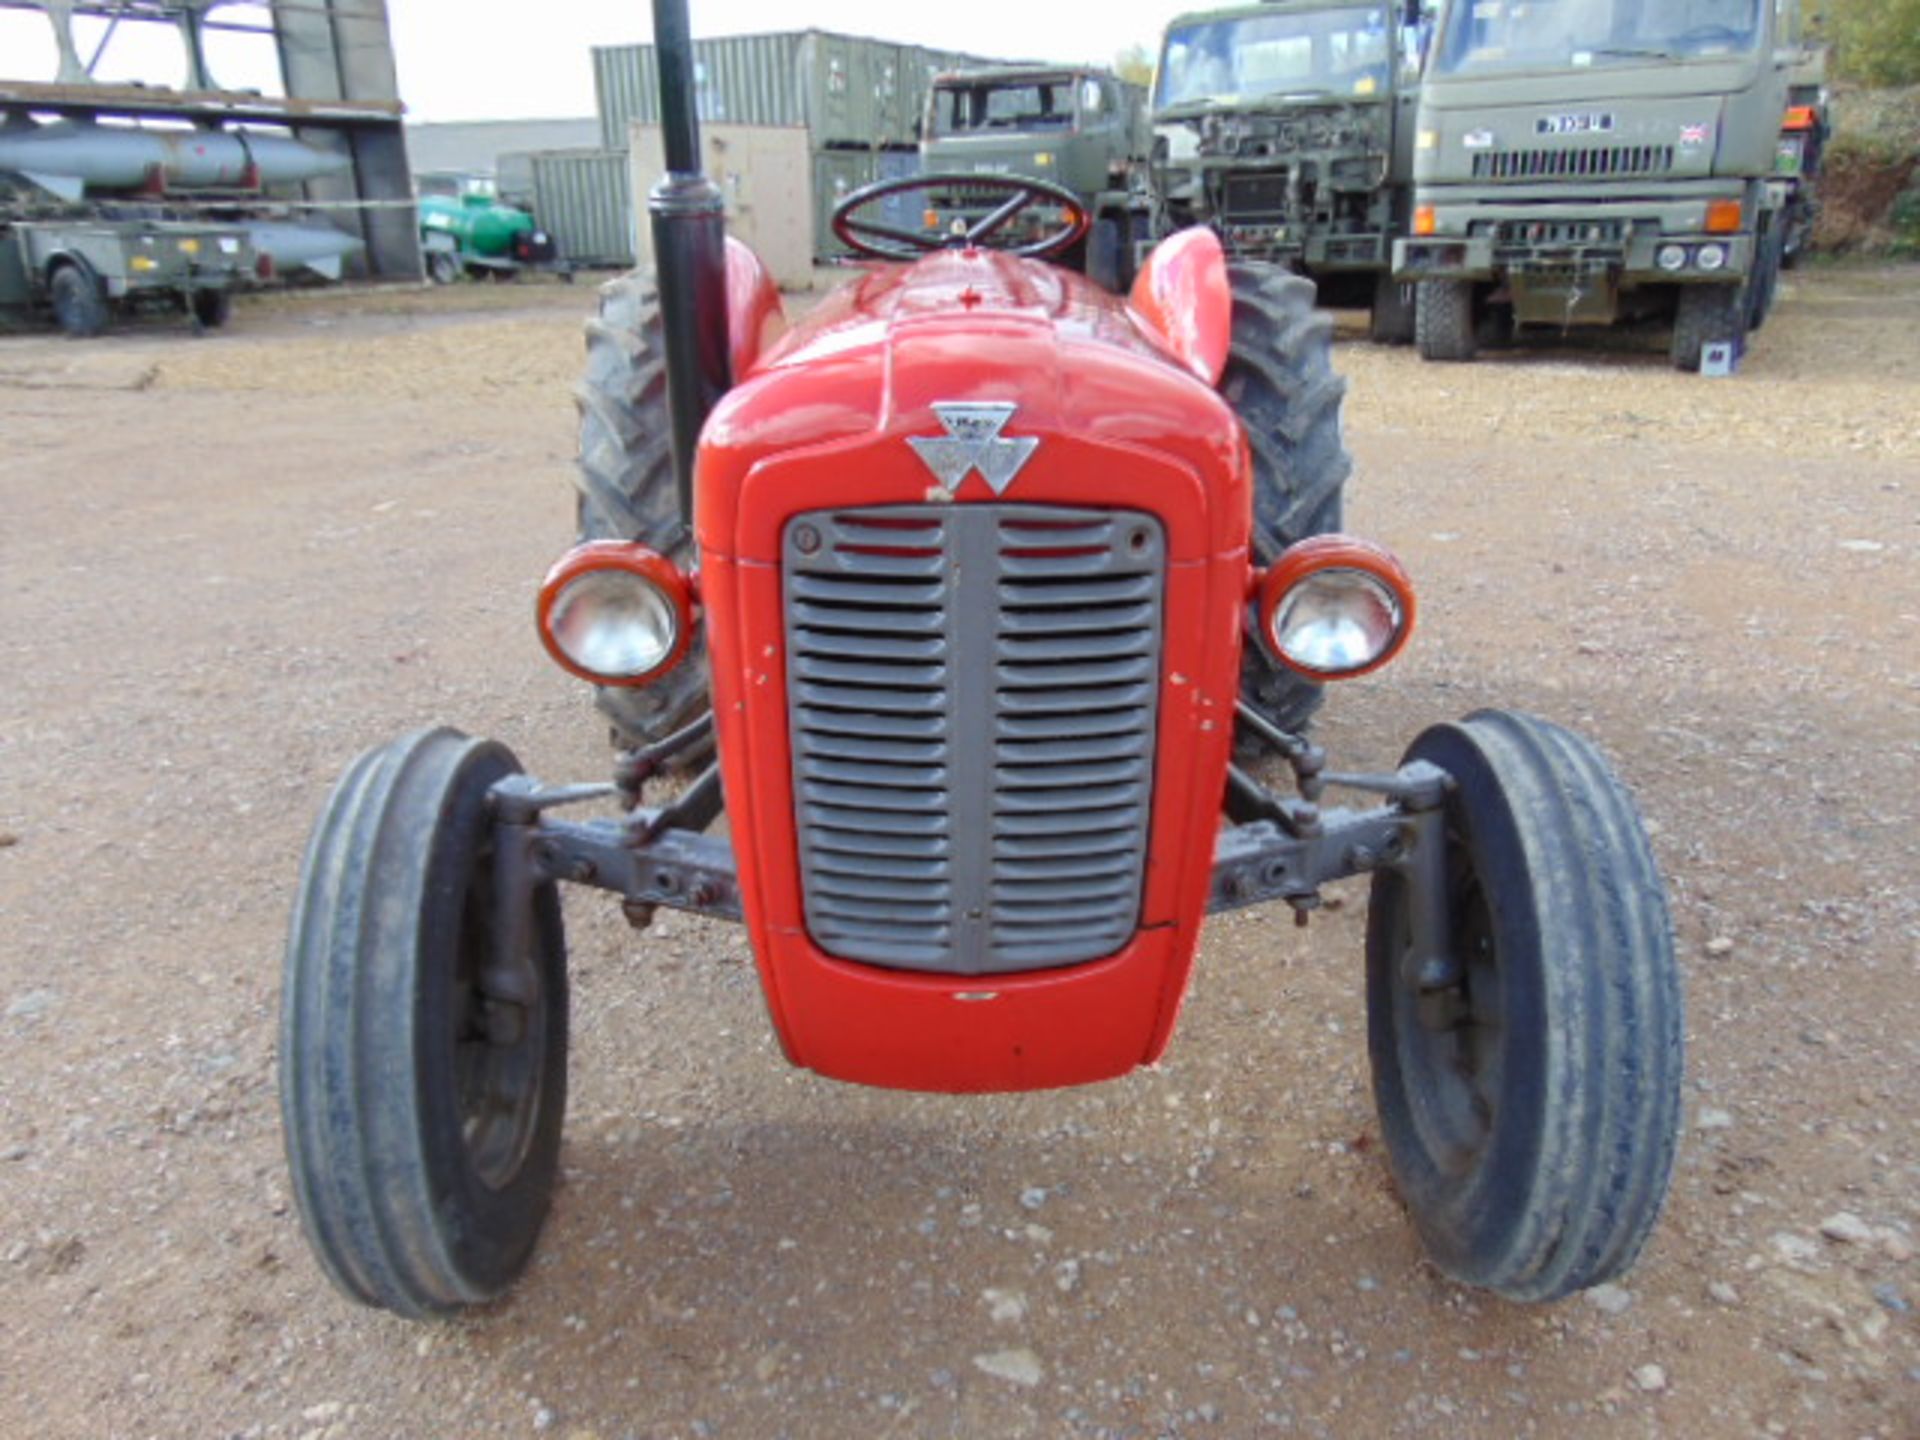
[1,265,1918,1440]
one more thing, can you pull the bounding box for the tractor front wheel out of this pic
[574,274,712,748]
[1365,710,1682,1302]
[1222,262,1352,735]
[279,728,569,1318]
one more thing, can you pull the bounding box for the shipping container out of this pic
[527,149,635,267]
[593,31,1019,153]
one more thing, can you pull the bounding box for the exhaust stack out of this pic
[648,0,732,529]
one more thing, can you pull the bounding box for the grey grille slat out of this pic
[998,575,1157,606]
[996,708,1150,740]
[790,575,944,606]
[796,681,948,714]
[786,504,1164,977]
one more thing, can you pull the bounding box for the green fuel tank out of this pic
[420,192,535,260]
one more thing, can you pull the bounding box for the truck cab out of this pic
[1151,1,1429,340]
[920,67,1150,291]
[1394,0,1811,369]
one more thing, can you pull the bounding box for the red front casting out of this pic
[694,236,1250,1092]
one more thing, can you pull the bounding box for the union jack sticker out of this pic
[1680,124,1711,147]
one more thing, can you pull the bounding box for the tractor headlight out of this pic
[1257,536,1416,681]
[537,542,693,686]
[1696,243,1728,272]
[1657,244,1690,273]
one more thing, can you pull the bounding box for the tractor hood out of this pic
[697,245,1247,558]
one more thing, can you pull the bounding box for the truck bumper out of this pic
[1221,224,1390,271]
[1393,183,1759,287]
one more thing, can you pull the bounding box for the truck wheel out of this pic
[1222,263,1351,735]
[1369,274,1416,345]
[427,251,461,285]
[1415,280,1477,362]
[190,287,232,331]
[1747,223,1784,333]
[1670,282,1744,372]
[49,264,109,339]
[1365,711,1682,1302]
[280,728,568,1318]
[1087,216,1127,294]
[574,273,711,747]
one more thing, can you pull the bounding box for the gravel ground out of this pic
[1,263,1917,1440]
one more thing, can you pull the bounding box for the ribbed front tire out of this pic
[1365,710,1682,1302]
[280,729,569,1318]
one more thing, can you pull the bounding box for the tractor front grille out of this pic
[783,505,1165,976]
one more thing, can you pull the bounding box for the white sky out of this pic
[0,2,1201,122]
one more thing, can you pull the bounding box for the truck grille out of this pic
[783,505,1165,976]
[1472,145,1674,181]
[1223,172,1289,219]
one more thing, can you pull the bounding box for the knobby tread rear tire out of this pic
[1415,279,1477,362]
[280,728,569,1318]
[1222,262,1352,735]
[1365,710,1683,1302]
[574,272,712,747]
[1670,281,1744,372]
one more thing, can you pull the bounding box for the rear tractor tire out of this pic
[574,272,712,748]
[1221,262,1352,736]
[280,729,570,1317]
[1415,279,1477,362]
[1365,710,1683,1302]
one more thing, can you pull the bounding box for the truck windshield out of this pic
[1156,6,1392,110]
[931,79,1079,135]
[1437,0,1764,76]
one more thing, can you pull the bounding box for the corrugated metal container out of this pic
[529,149,635,266]
[594,31,1017,152]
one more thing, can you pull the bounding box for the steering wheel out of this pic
[831,172,1092,262]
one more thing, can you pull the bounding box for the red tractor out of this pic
[279,0,1682,1319]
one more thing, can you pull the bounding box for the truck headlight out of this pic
[1257,536,1416,681]
[537,542,694,686]
[1657,244,1689,272]
[1696,243,1728,272]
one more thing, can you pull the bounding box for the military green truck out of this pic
[1394,0,1812,370]
[1776,44,1829,269]
[1151,1,1429,341]
[2,173,250,337]
[921,66,1151,291]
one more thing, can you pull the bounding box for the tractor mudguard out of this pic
[723,237,788,378]
[1127,225,1232,386]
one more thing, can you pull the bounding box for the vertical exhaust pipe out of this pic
[648,0,732,528]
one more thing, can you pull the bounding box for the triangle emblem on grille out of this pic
[909,402,1041,497]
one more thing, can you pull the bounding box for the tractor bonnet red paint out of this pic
[693,236,1254,1092]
